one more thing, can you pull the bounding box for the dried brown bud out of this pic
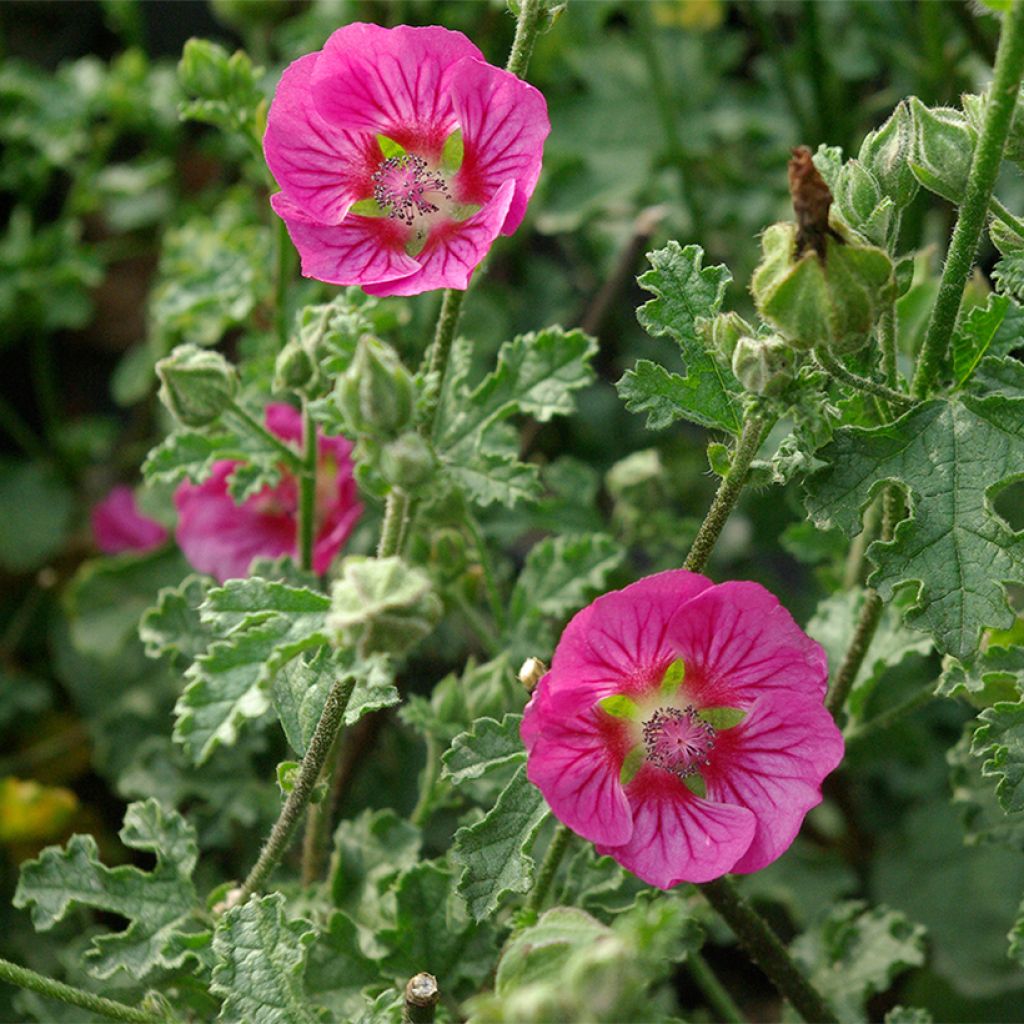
[788,145,838,260]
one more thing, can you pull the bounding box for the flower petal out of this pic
[271,192,421,289]
[448,57,550,235]
[311,23,482,157]
[362,179,515,297]
[667,581,829,706]
[263,53,379,224]
[91,486,168,555]
[599,765,755,888]
[544,569,714,704]
[703,697,844,873]
[522,684,633,847]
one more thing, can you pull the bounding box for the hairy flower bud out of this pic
[858,101,919,209]
[273,340,317,394]
[702,311,755,363]
[730,334,795,396]
[156,344,238,428]
[907,97,975,203]
[335,336,415,438]
[751,222,893,355]
[380,432,436,490]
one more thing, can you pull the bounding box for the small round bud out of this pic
[156,344,238,428]
[518,657,547,693]
[702,311,754,363]
[380,432,436,490]
[730,334,795,396]
[335,336,415,438]
[858,101,919,209]
[751,222,893,355]
[273,341,316,394]
[907,97,975,204]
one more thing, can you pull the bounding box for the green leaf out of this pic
[971,353,1024,396]
[952,294,1008,385]
[273,647,396,757]
[442,451,541,508]
[211,893,322,1024]
[804,396,1024,659]
[139,574,213,666]
[0,459,74,572]
[14,799,205,981]
[178,40,265,150]
[938,644,1024,698]
[452,764,549,921]
[973,699,1024,813]
[305,911,385,1019]
[618,242,742,435]
[330,809,421,913]
[993,251,1024,302]
[791,901,927,1024]
[442,714,526,785]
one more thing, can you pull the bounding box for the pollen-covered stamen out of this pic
[643,705,716,779]
[371,155,450,226]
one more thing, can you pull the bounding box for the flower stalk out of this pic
[911,0,1024,398]
[687,950,746,1024]
[0,956,164,1024]
[814,349,912,412]
[298,401,318,572]
[524,822,572,916]
[227,401,304,472]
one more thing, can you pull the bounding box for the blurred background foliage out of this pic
[1,1,1022,1020]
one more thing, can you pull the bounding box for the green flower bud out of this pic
[701,311,754,363]
[730,334,794,397]
[907,97,976,203]
[964,85,1024,165]
[335,336,415,438]
[380,432,436,490]
[156,344,238,428]
[328,556,442,656]
[273,340,317,394]
[858,102,919,209]
[751,222,893,355]
[834,160,895,249]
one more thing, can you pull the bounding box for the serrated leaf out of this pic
[140,574,213,665]
[273,647,396,757]
[442,451,541,508]
[452,765,549,921]
[442,714,525,785]
[994,251,1024,302]
[142,429,237,486]
[953,294,1008,385]
[13,799,205,981]
[305,911,385,1019]
[618,242,742,436]
[791,901,927,1024]
[973,699,1024,812]
[938,644,1024,697]
[970,353,1024,396]
[804,396,1024,659]
[211,893,322,1024]
[330,809,421,912]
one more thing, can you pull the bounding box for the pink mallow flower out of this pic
[174,403,362,583]
[521,570,844,888]
[263,22,549,297]
[92,485,169,555]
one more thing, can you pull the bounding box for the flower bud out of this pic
[730,334,794,396]
[273,340,317,394]
[328,556,442,656]
[702,311,754,363]
[334,336,415,438]
[858,101,919,209]
[907,98,975,203]
[156,344,238,428]
[380,432,436,490]
[751,222,893,355]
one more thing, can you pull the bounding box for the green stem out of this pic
[0,957,163,1023]
[700,878,837,1023]
[877,302,899,390]
[826,590,883,720]
[227,402,303,472]
[274,217,293,350]
[299,726,344,887]
[377,489,411,559]
[991,195,1024,239]
[912,0,1024,398]
[410,735,441,828]
[403,973,440,1024]
[504,0,544,78]
[525,822,572,915]
[239,674,357,900]
[687,950,746,1024]
[298,402,317,572]
[683,414,767,574]
[465,512,506,634]
[419,289,467,432]
[815,349,911,412]
[843,685,933,749]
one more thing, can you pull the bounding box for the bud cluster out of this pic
[156,344,238,428]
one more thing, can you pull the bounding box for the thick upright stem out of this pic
[239,675,356,899]
[504,0,545,78]
[912,0,1024,398]
[419,288,466,434]
[687,950,746,1024]
[701,878,837,1023]
[377,489,411,559]
[684,414,766,574]
[298,402,317,572]
[525,822,571,915]
[0,957,163,1023]
[878,302,899,390]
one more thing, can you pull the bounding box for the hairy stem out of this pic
[912,0,1024,398]
[410,734,441,827]
[683,414,767,575]
[227,402,303,472]
[298,402,317,573]
[700,878,837,1023]
[239,675,356,899]
[377,489,411,559]
[525,822,572,915]
[504,0,545,78]
[419,288,467,433]
[878,301,899,390]
[274,217,293,350]
[0,957,163,1023]
[815,349,911,412]
[687,950,746,1024]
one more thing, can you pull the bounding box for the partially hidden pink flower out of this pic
[521,570,844,888]
[174,403,362,583]
[92,485,169,555]
[263,22,550,297]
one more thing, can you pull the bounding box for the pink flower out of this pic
[263,22,549,297]
[521,570,844,888]
[92,486,169,555]
[174,403,362,583]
